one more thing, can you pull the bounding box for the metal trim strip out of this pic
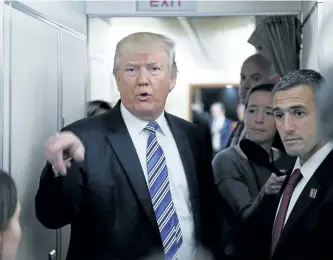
[5,1,86,41]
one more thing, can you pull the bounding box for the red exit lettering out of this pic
[150,0,182,7]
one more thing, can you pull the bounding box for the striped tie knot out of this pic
[145,121,159,134]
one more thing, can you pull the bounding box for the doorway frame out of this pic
[189,83,239,121]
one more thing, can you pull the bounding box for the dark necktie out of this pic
[145,121,183,259]
[271,168,302,256]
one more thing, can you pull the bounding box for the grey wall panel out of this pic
[88,18,114,103]
[60,225,70,260]
[0,1,4,169]
[59,32,87,259]
[2,3,11,172]
[10,8,58,260]
[61,32,87,126]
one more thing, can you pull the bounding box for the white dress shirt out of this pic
[120,104,197,259]
[211,115,225,152]
[276,141,333,225]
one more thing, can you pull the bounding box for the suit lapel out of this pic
[277,177,321,246]
[274,150,333,254]
[104,101,157,229]
[165,114,200,231]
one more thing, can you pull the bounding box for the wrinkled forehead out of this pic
[119,41,168,61]
[241,60,268,76]
[121,39,167,51]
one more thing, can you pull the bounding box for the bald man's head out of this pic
[239,53,276,104]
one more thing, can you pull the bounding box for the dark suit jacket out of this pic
[192,110,213,160]
[212,118,233,151]
[35,101,222,260]
[235,149,333,260]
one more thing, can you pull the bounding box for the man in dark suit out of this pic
[210,102,233,156]
[236,69,333,260]
[35,32,222,260]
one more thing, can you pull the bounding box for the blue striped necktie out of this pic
[145,121,183,260]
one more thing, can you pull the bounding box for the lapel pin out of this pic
[309,188,317,199]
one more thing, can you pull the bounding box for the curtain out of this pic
[248,16,302,77]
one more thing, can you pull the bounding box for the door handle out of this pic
[48,250,56,260]
[61,116,65,128]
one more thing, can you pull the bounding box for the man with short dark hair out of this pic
[237,69,333,260]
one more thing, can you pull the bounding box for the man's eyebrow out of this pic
[289,105,306,110]
[272,105,306,113]
[126,61,160,66]
[250,73,261,77]
[240,72,261,77]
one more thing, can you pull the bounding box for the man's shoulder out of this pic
[166,113,198,132]
[61,113,108,136]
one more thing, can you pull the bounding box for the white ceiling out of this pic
[108,16,256,71]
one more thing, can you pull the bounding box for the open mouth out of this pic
[137,93,151,101]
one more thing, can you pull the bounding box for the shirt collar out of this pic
[120,102,168,136]
[212,115,225,123]
[293,141,333,182]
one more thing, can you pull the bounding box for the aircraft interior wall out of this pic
[0,1,87,259]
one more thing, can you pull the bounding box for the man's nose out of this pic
[137,68,149,86]
[283,114,296,133]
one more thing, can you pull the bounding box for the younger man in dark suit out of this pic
[236,69,333,260]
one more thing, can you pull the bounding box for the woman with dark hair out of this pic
[86,100,112,117]
[212,84,295,259]
[0,170,21,260]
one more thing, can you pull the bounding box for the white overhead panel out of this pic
[86,0,302,17]
[177,17,210,65]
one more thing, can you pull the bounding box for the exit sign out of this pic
[136,0,197,12]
